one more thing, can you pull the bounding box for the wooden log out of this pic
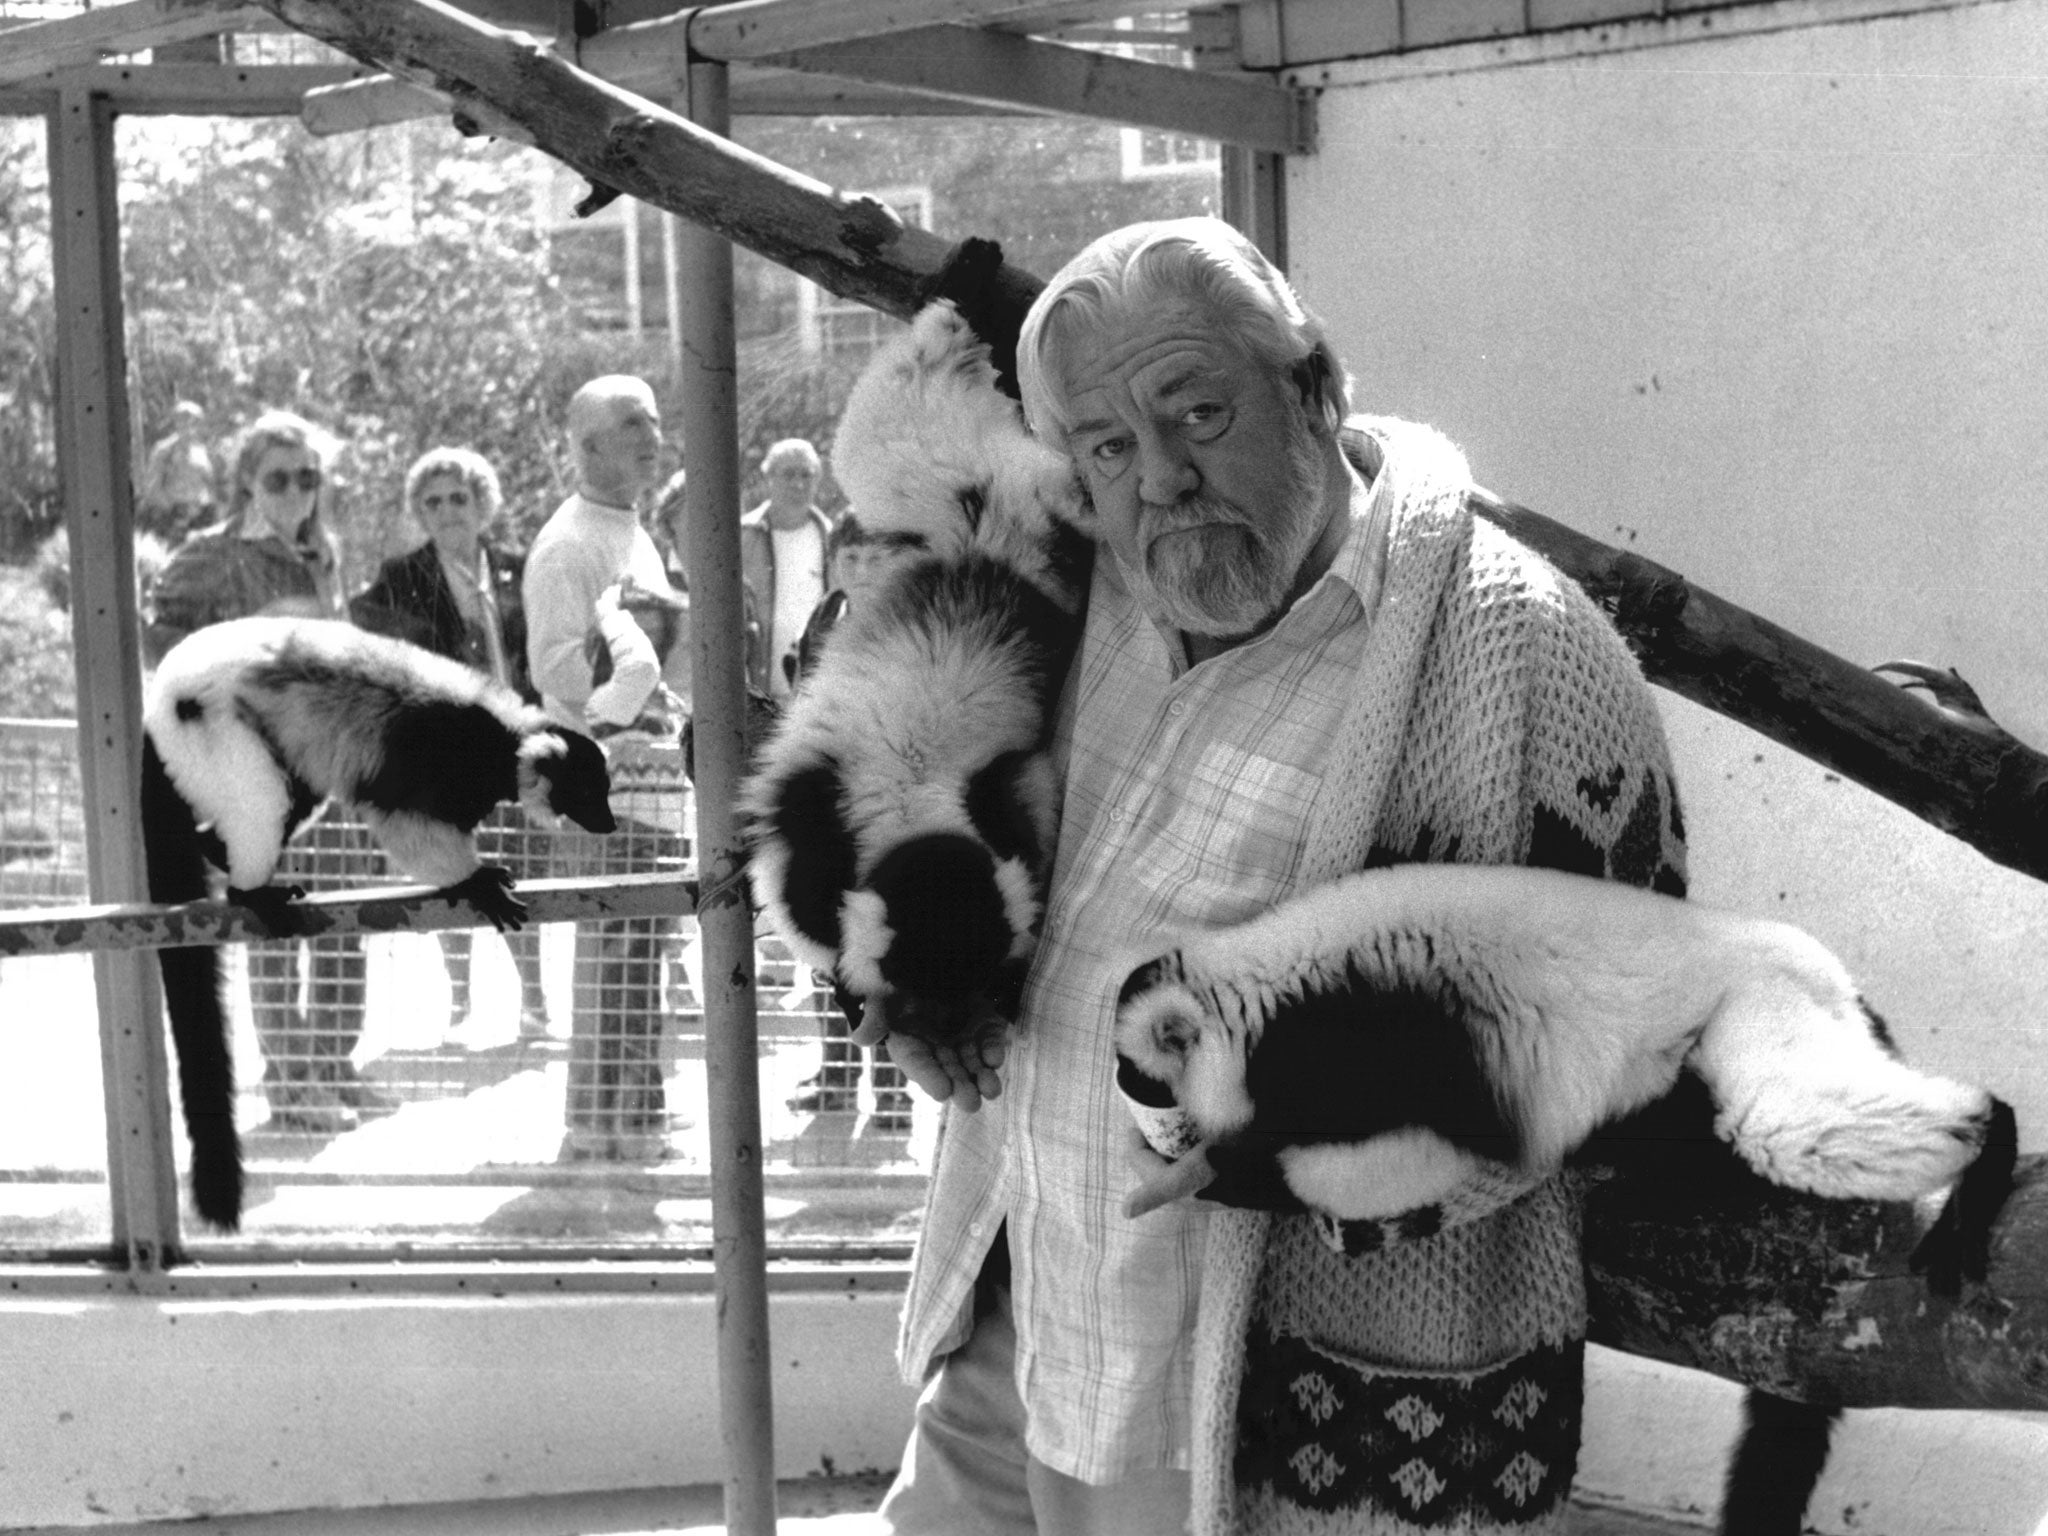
[1582,1150,2048,1412]
[1472,489,2048,886]
[257,0,2048,888]
[258,0,969,317]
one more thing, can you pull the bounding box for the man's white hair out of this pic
[762,437,821,477]
[566,374,655,444]
[1016,216,1350,442]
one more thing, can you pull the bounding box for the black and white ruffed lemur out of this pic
[1112,861,2018,1536]
[142,615,617,1231]
[742,276,1091,1036]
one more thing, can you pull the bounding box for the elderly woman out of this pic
[350,446,551,1040]
[146,409,388,1138]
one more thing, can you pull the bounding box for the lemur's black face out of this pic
[543,731,617,834]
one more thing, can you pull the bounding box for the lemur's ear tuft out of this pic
[914,237,1038,401]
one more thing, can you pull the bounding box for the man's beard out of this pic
[1119,408,1331,639]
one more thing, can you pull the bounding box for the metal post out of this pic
[662,209,684,383]
[1221,143,1287,271]
[48,89,183,1268]
[675,58,777,1536]
[623,195,644,338]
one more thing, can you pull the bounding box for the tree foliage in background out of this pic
[0,122,56,564]
[121,119,596,578]
[0,109,1218,720]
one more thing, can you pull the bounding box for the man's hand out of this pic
[1122,1126,1218,1219]
[852,992,1010,1112]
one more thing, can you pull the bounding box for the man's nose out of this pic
[1135,427,1199,504]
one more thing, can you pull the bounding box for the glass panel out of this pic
[0,718,115,1255]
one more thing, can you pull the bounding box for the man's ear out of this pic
[1290,343,1347,431]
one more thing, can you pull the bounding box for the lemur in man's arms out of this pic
[1113,861,2016,1281]
[743,293,1091,1031]
[1115,863,2016,1536]
[143,616,616,1231]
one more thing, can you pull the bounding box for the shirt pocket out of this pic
[1125,743,1324,924]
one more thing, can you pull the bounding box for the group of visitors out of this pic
[136,381,911,1153]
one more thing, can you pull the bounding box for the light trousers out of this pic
[878,1282,1192,1536]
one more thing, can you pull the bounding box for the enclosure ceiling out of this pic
[0,0,1309,155]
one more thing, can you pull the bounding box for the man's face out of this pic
[580,389,663,504]
[1057,300,1328,638]
[764,457,819,520]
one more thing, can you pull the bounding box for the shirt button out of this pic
[1167,699,1187,718]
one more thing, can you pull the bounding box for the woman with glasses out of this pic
[146,408,344,659]
[146,408,391,1145]
[350,446,553,1044]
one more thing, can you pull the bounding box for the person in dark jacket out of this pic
[148,409,388,1134]
[351,446,552,1040]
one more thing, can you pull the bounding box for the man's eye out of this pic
[1090,438,1130,468]
[1181,403,1230,442]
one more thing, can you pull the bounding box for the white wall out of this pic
[1288,6,2048,1528]
[1,1285,917,1529]
[1289,0,2048,1129]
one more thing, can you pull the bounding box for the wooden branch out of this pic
[253,0,2048,887]
[0,873,697,958]
[1472,489,2048,885]
[256,0,960,316]
[1582,1153,2048,1411]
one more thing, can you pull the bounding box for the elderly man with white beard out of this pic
[851,217,1689,1536]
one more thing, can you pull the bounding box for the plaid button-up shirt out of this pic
[896,473,1393,1484]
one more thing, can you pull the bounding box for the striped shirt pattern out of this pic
[896,473,1393,1484]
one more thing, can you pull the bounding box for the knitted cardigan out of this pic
[1187,416,1688,1536]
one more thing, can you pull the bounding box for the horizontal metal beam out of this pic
[0,61,367,114]
[750,24,1312,152]
[687,0,1047,58]
[0,0,272,86]
[0,872,698,959]
[299,57,1026,132]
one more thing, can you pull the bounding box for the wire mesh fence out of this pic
[0,719,930,1257]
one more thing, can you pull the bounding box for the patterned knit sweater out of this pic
[1188,416,1688,1535]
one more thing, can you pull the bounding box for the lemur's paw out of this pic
[447,865,527,932]
[230,883,306,937]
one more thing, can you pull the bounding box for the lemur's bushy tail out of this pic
[141,734,243,1232]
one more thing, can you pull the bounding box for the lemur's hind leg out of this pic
[1692,977,1995,1202]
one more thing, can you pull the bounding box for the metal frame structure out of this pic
[0,5,1302,1528]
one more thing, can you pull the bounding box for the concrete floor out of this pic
[14,1478,1707,1535]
